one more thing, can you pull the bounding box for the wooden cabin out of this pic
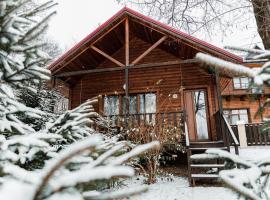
[49,8,247,184]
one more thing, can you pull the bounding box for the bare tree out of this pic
[117,0,270,49]
[251,0,270,49]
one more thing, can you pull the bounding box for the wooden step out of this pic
[191,174,219,179]
[190,140,224,145]
[190,164,225,168]
[190,140,225,148]
[190,147,227,151]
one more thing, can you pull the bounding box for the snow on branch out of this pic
[195,53,267,85]
[30,135,160,200]
[225,46,267,55]
[83,186,148,200]
[196,53,256,77]
[193,149,270,200]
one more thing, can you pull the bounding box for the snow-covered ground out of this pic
[237,146,270,161]
[119,146,270,200]
[120,176,237,200]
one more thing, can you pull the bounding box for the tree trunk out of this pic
[251,0,270,49]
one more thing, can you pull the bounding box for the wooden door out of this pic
[184,89,210,141]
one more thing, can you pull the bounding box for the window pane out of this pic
[240,114,248,123]
[145,93,156,113]
[231,115,239,125]
[241,77,249,89]
[239,109,247,114]
[139,94,145,113]
[193,91,208,139]
[129,95,137,114]
[233,78,240,89]
[122,96,127,115]
[231,110,239,115]
[104,96,119,115]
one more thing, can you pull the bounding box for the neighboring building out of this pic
[221,62,270,125]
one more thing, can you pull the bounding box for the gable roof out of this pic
[49,7,242,73]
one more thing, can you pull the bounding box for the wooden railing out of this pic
[222,114,239,154]
[184,121,190,147]
[105,111,184,128]
[245,123,268,145]
[231,123,270,146]
[215,111,239,154]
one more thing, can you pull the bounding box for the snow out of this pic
[119,176,237,200]
[122,147,270,200]
[233,146,270,161]
[195,53,266,85]
[51,166,134,191]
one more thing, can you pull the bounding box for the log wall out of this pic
[69,37,219,139]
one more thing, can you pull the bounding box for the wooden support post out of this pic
[124,18,129,128]
[215,69,226,145]
[237,121,247,148]
[90,45,125,67]
[131,35,168,65]
[215,69,223,113]
[125,18,129,68]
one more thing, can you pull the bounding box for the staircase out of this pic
[184,113,239,186]
[187,140,229,186]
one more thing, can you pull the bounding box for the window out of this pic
[54,97,69,114]
[139,93,156,114]
[122,95,138,114]
[104,96,119,115]
[104,93,156,115]
[223,109,249,125]
[233,77,250,89]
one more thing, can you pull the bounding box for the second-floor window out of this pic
[233,77,250,89]
[104,93,156,116]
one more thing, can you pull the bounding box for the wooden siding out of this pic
[69,37,218,140]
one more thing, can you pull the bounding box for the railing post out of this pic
[237,120,248,148]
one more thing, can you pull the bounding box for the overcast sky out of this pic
[47,0,262,52]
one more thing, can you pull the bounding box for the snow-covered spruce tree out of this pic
[0,135,159,200]
[194,47,270,199]
[0,2,160,199]
[0,0,59,169]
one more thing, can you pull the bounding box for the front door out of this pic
[184,89,210,141]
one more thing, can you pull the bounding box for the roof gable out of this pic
[49,7,242,75]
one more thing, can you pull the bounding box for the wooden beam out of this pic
[125,18,129,66]
[54,47,89,74]
[124,18,129,119]
[53,18,126,74]
[55,59,197,77]
[92,18,126,45]
[90,45,125,67]
[215,69,223,113]
[131,35,168,65]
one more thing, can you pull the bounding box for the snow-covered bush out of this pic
[124,124,185,184]
[0,135,160,200]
